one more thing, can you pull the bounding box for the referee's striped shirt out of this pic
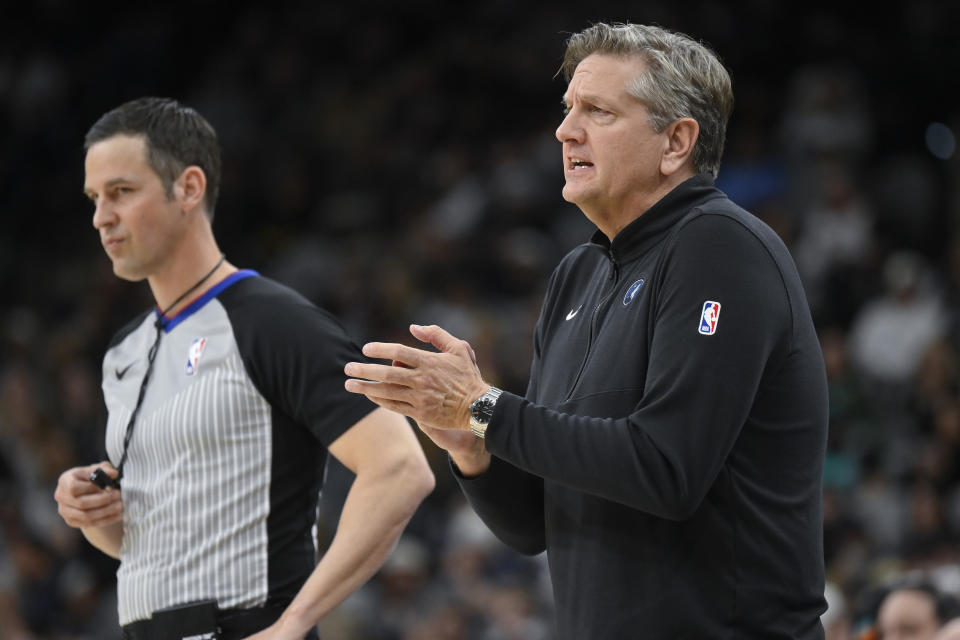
[101,270,375,625]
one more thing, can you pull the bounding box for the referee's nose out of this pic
[92,198,116,231]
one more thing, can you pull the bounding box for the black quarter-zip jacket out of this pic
[457,175,828,639]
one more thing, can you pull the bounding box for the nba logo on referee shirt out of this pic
[186,337,208,375]
[699,301,721,335]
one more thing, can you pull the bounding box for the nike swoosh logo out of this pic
[115,363,134,380]
[566,304,582,321]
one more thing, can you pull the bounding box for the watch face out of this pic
[470,388,501,425]
[471,399,490,420]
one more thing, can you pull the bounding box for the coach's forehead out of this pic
[563,54,646,105]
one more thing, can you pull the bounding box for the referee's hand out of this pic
[54,462,123,529]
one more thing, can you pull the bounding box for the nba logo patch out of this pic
[186,338,208,375]
[698,301,721,335]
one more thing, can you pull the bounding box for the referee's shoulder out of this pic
[217,273,346,333]
[219,272,314,310]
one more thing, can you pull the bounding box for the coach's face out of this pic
[84,135,186,282]
[556,54,684,240]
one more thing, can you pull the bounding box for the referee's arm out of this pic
[250,406,434,639]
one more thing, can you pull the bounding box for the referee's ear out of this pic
[174,165,208,218]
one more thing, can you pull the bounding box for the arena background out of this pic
[1,1,959,638]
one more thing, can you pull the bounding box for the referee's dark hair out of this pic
[85,97,222,221]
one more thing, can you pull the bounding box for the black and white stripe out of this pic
[105,304,271,624]
[100,272,376,626]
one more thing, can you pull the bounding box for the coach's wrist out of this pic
[450,444,491,478]
[468,386,502,439]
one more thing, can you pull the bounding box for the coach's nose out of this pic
[556,103,587,144]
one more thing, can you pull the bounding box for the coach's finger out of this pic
[344,378,412,401]
[344,361,415,386]
[345,384,417,417]
[360,342,426,367]
[409,324,477,365]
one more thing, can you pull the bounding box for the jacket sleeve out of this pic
[452,281,554,554]
[480,213,792,521]
[451,456,546,554]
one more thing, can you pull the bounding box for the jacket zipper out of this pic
[563,249,620,402]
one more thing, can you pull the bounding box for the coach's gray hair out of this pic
[561,22,733,178]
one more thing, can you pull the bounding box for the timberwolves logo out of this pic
[623,278,646,306]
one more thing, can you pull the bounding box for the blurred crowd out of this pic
[1,2,959,639]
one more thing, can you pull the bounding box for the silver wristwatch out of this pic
[469,387,503,438]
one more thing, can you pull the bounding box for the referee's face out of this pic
[84,134,186,282]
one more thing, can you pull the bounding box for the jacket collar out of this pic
[589,173,723,263]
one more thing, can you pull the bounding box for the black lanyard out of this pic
[90,255,226,490]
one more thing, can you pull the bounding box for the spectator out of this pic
[848,251,947,390]
[875,582,960,640]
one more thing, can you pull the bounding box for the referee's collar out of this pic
[156,270,259,332]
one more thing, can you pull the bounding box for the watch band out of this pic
[469,387,503,439]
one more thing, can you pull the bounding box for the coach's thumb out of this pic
[411,324,478,365]
[411,324,456,352]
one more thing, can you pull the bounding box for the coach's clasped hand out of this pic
[344,323,489,432]
[345,324,494,474]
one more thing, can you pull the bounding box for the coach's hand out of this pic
[344,324,493,475]
[54,462,123,529]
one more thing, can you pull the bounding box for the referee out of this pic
[54,97,435,639]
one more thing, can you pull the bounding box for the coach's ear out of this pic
[175,166,207,216]
[661,117,698,176]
